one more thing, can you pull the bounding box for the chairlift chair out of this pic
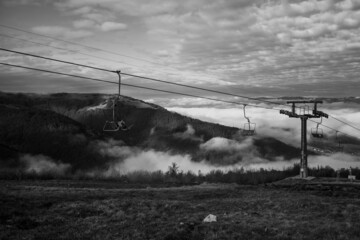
[334,142,344,152]
[311,128,324,138]
[103,70,133,132]
[334,131,344,152]
[103,99,120,131]
[242,105,256,136]
[311,117,324,138]
[103,120,133,132]
[243,122,256,136]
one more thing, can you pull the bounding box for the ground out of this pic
[1,180,360,240]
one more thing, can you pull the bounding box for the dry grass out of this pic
[1,180,360,240]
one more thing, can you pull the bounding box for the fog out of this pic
[20,154,71,176]
[168,102,360,146]
[18,138,360,177]
[11,100,360,176]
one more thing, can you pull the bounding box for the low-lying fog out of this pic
[20,99,360,176]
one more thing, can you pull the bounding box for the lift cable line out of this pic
[2,61,359,142]
[0,32,189,77]
[2,24,360,132]
[0,24,168,67]
[0,27,270,87]
[1,48,360,134]
[0,33,149,70]
[0,24,272,81]
[0,23,215,79]
[0,23,260,82]
[329,115,360,132]
[0,62,281,111]
[0,47,114,73]
[0,24,302,96]
[0,47,292,108]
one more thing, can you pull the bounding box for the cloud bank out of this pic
[20,154,71,175]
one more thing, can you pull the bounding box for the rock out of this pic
[203,214,217,223]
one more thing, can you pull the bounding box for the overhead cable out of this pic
[329,115,360,132]
[2,61,359,140]
[1,42,360,133]
[0,32,179,74]
[0,62,279,110]
[0,47,288,107]
[0,23,165,67]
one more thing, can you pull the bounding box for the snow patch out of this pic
[86,102,108,111]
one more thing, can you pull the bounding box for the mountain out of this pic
[0,103,108,170]
[0,92,301,171]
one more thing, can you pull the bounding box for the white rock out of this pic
[203,214,217,223]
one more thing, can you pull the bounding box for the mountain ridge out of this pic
[0,92,301,172]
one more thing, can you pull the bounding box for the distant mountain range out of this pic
[0,92,309,171]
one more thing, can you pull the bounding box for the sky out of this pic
[0,0,360,100]
[0,0,360,172]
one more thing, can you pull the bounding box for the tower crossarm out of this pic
[280,109,299,118]
[313,110,329,118]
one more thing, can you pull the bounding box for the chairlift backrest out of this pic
[243,123,256,136]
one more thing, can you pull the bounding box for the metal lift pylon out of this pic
[280,100,328,178]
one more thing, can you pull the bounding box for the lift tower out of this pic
[280,101,328,178]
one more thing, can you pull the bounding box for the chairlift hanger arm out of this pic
[116,70,121,99]
[315,117,322,129]
[243,104,251,124]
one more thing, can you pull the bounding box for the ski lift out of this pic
[311,117,324,138]
[103,98,120,131]
[103,70,132,132]
[242,104,256,136]
[334,131,344,152]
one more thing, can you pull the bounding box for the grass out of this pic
[1,180,360,239]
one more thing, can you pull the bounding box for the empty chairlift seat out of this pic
[243,122,256,136]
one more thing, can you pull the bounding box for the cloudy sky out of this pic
[1,0,360,100]
[1,0,360,170]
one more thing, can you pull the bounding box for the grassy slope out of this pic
[1,180,360,240]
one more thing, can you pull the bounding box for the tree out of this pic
[167,162,179,177]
